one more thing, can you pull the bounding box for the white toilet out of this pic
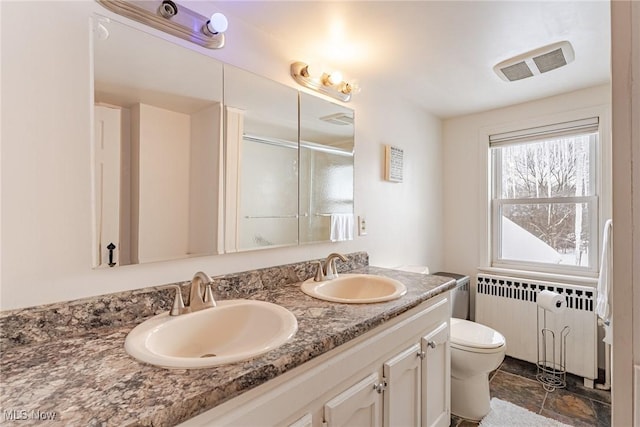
[396,269,507,421]
[426,272,506,421]
[449,317,506,420]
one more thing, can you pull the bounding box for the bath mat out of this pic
[479,398,571,427]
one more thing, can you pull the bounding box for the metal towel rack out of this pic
[244,214,299,219]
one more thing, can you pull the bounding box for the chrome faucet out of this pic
[314,253,348,282]
[189,271,217,312]
[160,271,216,316]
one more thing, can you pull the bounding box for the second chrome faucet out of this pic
[314,253,348,282]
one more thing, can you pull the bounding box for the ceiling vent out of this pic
[320,113,354,126]
[494,41,575,82]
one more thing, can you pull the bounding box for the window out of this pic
[490,118,599,274]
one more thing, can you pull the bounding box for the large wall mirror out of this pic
[92,17,355,267]
[299,93,355,244]
[92,17,224,267]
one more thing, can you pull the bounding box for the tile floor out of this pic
[451,356,611,427]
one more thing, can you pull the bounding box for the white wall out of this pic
[134,103,191,263]
[441,85,611,281]
[355,90,443,271]
[0,1,444,310]
[189,104,222,257]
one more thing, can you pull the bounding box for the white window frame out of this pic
[477,105,611,281]
[491,130,599,275]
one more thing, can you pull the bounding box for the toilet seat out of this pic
[450,318,505,354]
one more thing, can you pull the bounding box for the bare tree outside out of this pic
[497,133,595,267]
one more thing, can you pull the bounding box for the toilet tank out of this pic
[433,272,469,320]
[394,266,470,320]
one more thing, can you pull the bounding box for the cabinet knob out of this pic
[427,340,437,349]
[373,379,387,394]
[417,350,426,360]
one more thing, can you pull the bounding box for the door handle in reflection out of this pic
[107,242,116,267]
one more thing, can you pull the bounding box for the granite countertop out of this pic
[0,266,455,426]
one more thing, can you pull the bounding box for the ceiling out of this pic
[214,1,611,119]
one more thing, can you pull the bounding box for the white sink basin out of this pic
[301,274,407,304]
[124,299,298,369]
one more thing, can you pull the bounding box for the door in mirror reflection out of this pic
[299,93,355,244]
[223,65,299,252]
[92,18,224,267]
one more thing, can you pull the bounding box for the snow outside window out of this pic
[490,118,599,274]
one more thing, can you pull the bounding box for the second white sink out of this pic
[301,274,407,304]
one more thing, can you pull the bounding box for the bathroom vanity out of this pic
[183,291,451,427]
[0,255,456,426]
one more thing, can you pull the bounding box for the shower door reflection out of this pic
[299,94,355,244]
[223,65,299,252]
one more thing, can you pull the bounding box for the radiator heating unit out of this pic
[476,274,597,386]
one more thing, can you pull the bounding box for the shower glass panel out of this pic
[299,93,355,244]
[239,136,299,249]
[223,65,299,252]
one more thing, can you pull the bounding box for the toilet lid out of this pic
[450,318,505,349]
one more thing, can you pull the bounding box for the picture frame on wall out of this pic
[384,145,403,182]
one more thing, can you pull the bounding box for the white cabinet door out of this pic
[288,413,312,427]
[383,343,422,427]
[421,322,450,427]
[324,372,382,427]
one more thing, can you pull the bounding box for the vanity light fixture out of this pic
[97,0,228,49]
[291,61,360,102]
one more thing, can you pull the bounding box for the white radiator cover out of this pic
[476,274,598,380]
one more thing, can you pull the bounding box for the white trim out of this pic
[491,259,598,278]
[492,195,599,274]
[223,106,245,253]
[635,365,640,427]
[496,196,595,205]
[492,134,599,273]
[489,117,599,147]
[476,266,598,287]
[477,127,492,269]
[610,3,638,425]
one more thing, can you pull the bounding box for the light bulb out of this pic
[328,71,343,85]
[303,62,322,79]
[206,12,228,35]
[345,79,361,95]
